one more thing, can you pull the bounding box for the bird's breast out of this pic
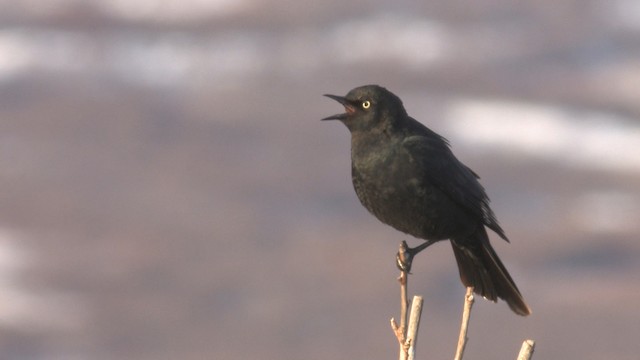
[350,140,474,240]
[352,144,429,230]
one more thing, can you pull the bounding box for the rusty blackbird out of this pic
[323,85,530,316]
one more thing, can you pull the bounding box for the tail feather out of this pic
[451,228,531,316]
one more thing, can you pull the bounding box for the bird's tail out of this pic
[451,228,531,316]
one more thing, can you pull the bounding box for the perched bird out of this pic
[323,85,530,316]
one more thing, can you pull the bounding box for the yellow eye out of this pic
[362,100,371,109]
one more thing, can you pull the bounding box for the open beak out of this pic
[322,94,355,121]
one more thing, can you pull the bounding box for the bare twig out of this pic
[393,240,426,360]
[390,242,532,360]
[406,296,424,360]
[517,339,536,360]
[454,287,475,360]
[391,241,412,359]
[390,318,403,345]
[390,253,534,360]
[393,270,409,360]
[389,273,409,346]
[399,270,409,337]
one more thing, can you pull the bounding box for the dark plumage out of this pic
[323,85,530,316]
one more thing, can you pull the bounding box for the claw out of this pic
[396,241,413,272]
[395,239,437,273]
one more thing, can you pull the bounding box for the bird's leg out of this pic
[396,239,437,273]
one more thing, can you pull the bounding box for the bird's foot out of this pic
[395,240,436,273]
[396,241,413,273]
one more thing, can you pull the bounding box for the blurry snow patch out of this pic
[0,230,27,272]
[0,29,94,80]
[0,13,448,85]
[0,229,87,331]
[570,191,640,234]
[102,0,250,21]
[329,15,449,68]
[0,0,251,21]
[609,0,640,31]
[110,34,200,86]
[0,30,35,77]
[0,28,269,87]
[447,99,640,173]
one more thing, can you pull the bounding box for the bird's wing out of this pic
[402,134,509,241]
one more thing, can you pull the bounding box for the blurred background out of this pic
[1,0,639,359]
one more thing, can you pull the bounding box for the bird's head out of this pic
[322,85,406,132]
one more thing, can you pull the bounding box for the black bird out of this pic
[323,85,530,316]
